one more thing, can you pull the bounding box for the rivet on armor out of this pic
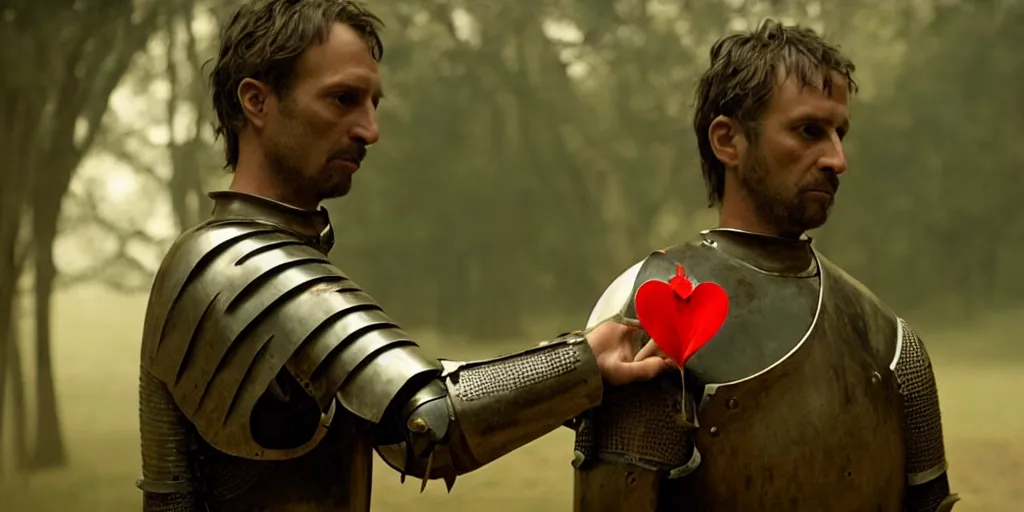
[709,426,720,437]
[625,471,638,486]
[726,397,740,410]
[871,371,881,384]
[407,417,429,434]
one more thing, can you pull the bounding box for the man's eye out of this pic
[799,124,825,139]
[335,92,358,106]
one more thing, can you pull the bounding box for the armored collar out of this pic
[699,228,817,277]
[208,190,336,254]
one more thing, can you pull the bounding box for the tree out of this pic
[321,0,928,339]
[0,0,161,470]
[825,0,1024,317]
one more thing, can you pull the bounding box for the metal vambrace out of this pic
[374,332,603,491]
[895,319,959,512]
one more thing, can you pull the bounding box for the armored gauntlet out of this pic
[375,332,603,491]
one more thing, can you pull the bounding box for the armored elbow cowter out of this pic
[894,319,959,512]
[375,332,604,490]
[137,215,442,509]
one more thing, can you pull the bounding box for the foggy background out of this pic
[1,0,1022,510]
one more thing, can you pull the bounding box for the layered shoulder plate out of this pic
[140,220,440,459]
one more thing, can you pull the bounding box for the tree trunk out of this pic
[0,236,29,478]
[9,308,29,472]
[0,292,10,479]
[23,4,162,470]
[29,208,65,469]
[0,229,20,478]
[0,49,38,483]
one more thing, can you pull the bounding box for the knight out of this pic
[135,1,671,510]
[569,20,959,512]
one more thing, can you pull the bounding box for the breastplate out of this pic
[659,254,906,510]
[574,235,907,511]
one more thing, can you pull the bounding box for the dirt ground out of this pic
[0,287,1021,511]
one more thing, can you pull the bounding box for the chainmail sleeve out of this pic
[894,318,960,512]
[138,367,200,511]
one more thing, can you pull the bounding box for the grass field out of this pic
[0,286,1021,511]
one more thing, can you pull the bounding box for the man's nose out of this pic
[821,132,847,175]
[352,110,379,146]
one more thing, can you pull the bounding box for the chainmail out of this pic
[143,492,200,512]
[139,367,193,485]
[139,366,269,510]
[894,319,949,483]
[906,473,954,512]
[454,344,579,401]
[199,452,268,501]
[574,377,693,470]
[138,366,201,511]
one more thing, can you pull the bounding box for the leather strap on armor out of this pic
[375,332,603,491]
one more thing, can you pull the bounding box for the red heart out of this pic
[635,264,729,367]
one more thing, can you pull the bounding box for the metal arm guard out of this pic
[137,220,442,504]
[895,318,960,512]
[375,332,603,491]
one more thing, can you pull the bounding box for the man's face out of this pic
[737,72,850,236]
[262,23,382,205]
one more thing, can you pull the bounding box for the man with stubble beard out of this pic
[568,19,960,512]
[135,1,673,510]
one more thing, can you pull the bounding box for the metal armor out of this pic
[137,191,603,511]
[571,228,959,512]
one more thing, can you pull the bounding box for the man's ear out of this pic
[708,115,746,169]
[238,78,272,130]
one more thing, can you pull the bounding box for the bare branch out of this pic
[68,4,163,160]
[182,0,208,140]
[78,187,159,246]
[57,251,154,294]
[56,185,165,293]
[14,229,32,278]
[103,141,168,186]
[165,6,180,149]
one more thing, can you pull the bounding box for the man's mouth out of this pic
[330,155,362,171]
[332,147,365,171]
[805,181,839,196]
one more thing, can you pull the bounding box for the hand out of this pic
[633,337,678,366]
[585,321,676,386]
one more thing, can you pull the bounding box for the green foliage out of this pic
[51,0,1024,341]
[823,0,1024,317]
[322,0,1024,339]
